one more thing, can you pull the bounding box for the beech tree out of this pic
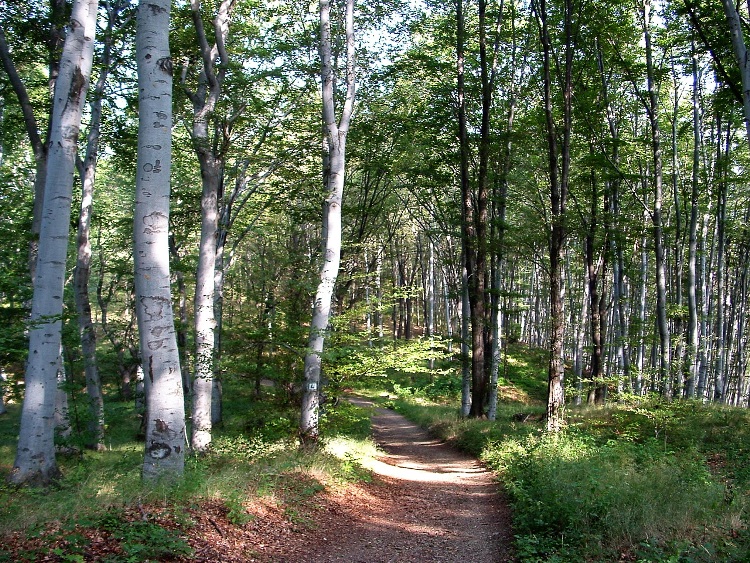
[182,0,236,454]
[300,0,356,443]
[532,0,575,431]
[9,0,98,486]
[134,0,186,481]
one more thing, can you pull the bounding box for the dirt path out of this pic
[303,399,514,562]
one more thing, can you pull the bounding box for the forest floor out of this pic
[1,398,514,562]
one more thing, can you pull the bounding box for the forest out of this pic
[1,0,750,560]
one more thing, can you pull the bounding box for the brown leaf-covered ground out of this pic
[2,402,513,562]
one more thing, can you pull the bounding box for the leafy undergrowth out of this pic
[376,348,750,562]
[0,377,378,562]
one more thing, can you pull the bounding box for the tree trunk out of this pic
[642,0,671,398]
[461,258,472,417]
[0,370,7,416]
[712,117,729,402]
[300,0,355,444]
[686,38,701,398]
[192,161,219,452]
[135,0,186,482]
[73,0,123,451]
[9,0,97,486]
[535,0,571,431]
[186,0,234,453]
[721,0,750,147]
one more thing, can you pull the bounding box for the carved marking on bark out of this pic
[140,296,166,320]
[147,339,167,350]
[143,160,162,173]
[142,211,168,234]
[157,57,172,76]
[146,3,168,15]
[147,441,171,459]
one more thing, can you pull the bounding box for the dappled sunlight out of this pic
[304,400,513,562]
[362,456,488,482]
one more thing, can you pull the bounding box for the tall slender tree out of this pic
[533,0,574,431]
[135,0,186,481]
[641,0,672,398]
[184,0,236,454]
[300,0,356,443]
[9,0,98,486]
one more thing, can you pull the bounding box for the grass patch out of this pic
[0,376,376,559]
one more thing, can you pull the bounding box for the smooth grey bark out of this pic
[0,0,66,279]
[636,220,648,395]
[135,0,186,482]
[443,269,453,353]
[0,370,6,415]
[534,0,572,431]
[712,119,729,402]
[642,0,671,398]
[597,38,629,391]
[487,262,502,420]
[697,207,712,398]
[670,61,685,396]
[721,0,750,146]
[457,0,472,419]
[300,0,355,443]
[10,0,98,486]
[168,235,191,395]
[74,0,125,451]
[460,259,472,418]
[572,254,588,404]
[686,37,701,398]
[427,240,435,369]
[376,248,384,340]
[54,348,71,440]
[185,0,234,453]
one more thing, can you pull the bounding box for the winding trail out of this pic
[305,399,514,562]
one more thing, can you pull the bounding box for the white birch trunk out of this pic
[135,0,186,481]
[10,0,97,486]
[300,0,355,443]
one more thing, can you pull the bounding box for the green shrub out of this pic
[483,433,739,561]
[99,511,193,562]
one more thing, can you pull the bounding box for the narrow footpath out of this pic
[303,399,514,562]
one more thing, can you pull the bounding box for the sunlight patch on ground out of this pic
[505,356,529,367]
[497,385,532,403]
